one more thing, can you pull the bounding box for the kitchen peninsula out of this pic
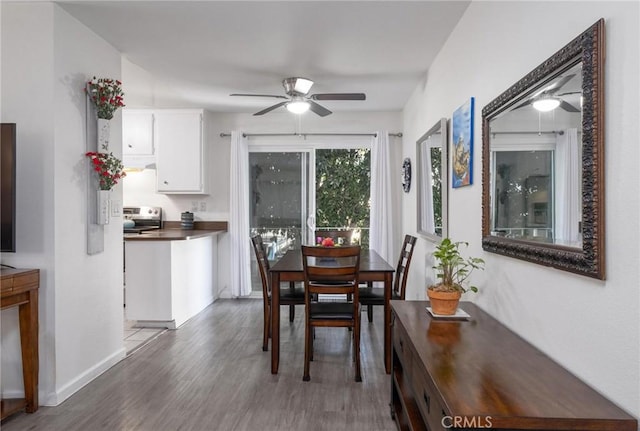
[124,222,227,329]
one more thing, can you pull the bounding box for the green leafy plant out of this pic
[430,238,485,293]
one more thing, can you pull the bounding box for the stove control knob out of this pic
[148,209,152,214]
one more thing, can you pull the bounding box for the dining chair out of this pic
[301,245,362,382]
[251,235,305,351]
[359,234,417,322]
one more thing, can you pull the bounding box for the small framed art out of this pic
[452,97,474,188]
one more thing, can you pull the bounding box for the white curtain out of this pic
[554,128,581,245]
[230,131,252,297]
[370,131,395,263]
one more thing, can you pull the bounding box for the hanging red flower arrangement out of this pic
[86,145,126,190]
[86,77,125,120]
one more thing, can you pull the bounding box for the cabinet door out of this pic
[123,111,154,155]
[155,112,203,193]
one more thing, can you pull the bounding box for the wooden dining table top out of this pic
[270,248,395,275]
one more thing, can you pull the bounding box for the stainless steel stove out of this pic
[123,206,162,234]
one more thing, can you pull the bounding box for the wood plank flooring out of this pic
[2,299,396,431]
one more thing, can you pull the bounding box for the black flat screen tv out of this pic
[1,123,16,252]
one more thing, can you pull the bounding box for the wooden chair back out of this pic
[393,235,417,299]
[301,245,361,302]
[251,235,271,299]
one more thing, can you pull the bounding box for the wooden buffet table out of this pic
[1,268,39,420]
[390,300,637,431]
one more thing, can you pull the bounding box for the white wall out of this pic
[122,108,402,298]
[403,1,639,418]
[1,3,125,405]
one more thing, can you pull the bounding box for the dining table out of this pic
[269,248,395,374]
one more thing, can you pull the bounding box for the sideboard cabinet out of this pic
[390,301,637,431]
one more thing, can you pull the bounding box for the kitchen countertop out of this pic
[124,228,225,241]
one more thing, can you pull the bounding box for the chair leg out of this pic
[354,313,362,382]
[367,304,373,323]
[303,323,311,381]
[289,304,295,322]
[262,304,270,351]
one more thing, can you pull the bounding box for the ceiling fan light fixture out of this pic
[533,97,561,112]
[286,99,310,114]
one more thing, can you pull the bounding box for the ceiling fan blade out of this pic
[230,93,288,99]
[254,101,288,116]
[546,74,575,95]
[511,99,533,110]
[556,91,581,96]
[310,93,366,101]
[559,100,580,113]
[308,101,332,117]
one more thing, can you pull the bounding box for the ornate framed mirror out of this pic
[481,19,605,279]
[417,118,448,241]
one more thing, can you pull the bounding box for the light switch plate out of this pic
[111,199,122,217]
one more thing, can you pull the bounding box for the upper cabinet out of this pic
[123,110,154,156]
[155,110,208,194]
[123,108,209,194]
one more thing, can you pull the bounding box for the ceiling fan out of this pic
[512,74,580,113]
[230,77,366,117]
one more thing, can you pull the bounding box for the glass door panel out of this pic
[249,152,310,293]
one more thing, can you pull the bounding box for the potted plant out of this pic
[427,238,485,315]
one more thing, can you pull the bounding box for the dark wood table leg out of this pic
[270,271,280,374]
[384,272,392,374]
[19,289,38,412]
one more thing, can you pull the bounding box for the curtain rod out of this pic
[491,130,571,136]
[219,132,403,138]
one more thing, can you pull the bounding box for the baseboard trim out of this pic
[41,347,126,406]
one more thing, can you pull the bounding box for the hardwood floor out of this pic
[2,299,395,430]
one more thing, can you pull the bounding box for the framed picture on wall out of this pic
[452,97,474,188]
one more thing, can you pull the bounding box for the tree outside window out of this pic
[315,148,371,248]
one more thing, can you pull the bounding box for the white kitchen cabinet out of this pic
[155,110,208,194]
[123,110,154,155]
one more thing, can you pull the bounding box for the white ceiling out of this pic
[59,1,470,114]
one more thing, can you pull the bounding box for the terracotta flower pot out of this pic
[427,288,461,315]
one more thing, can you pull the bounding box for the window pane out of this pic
[249,152,308,292]
[492,150,553,242]
[315,148,371,248]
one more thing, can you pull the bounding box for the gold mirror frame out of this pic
[481,19,605,279]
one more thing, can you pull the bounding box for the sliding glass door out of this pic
[248,145,371,293]
[249,151,312,292]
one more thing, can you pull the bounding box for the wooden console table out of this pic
[391,300,637,431]
[1,268,39,420]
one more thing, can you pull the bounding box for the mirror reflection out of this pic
[489,61,583,248]
[417,118,448,240]
[482,19,605,279]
